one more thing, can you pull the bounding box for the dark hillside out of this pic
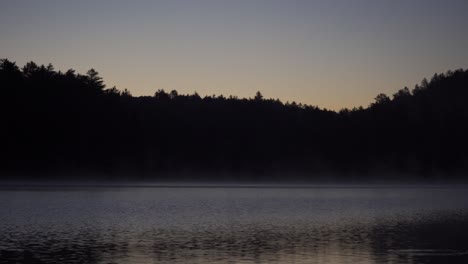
[1,59,467,180]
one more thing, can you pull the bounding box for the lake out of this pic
[1,185,468,263]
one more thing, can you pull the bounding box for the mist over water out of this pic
[1,184,468,264]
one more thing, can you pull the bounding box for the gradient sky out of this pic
[1,0,467,109]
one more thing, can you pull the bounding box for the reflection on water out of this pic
[1,186,468,263]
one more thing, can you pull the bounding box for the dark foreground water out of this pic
[1,185,468,264]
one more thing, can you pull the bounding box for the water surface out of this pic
[1,185,468,263]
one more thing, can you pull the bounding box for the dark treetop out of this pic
[1,59,468,181]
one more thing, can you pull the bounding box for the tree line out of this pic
[1,59,468,180]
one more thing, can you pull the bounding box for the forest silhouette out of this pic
[1,59,468,180]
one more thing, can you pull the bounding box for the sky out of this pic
[1,0,467,110]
